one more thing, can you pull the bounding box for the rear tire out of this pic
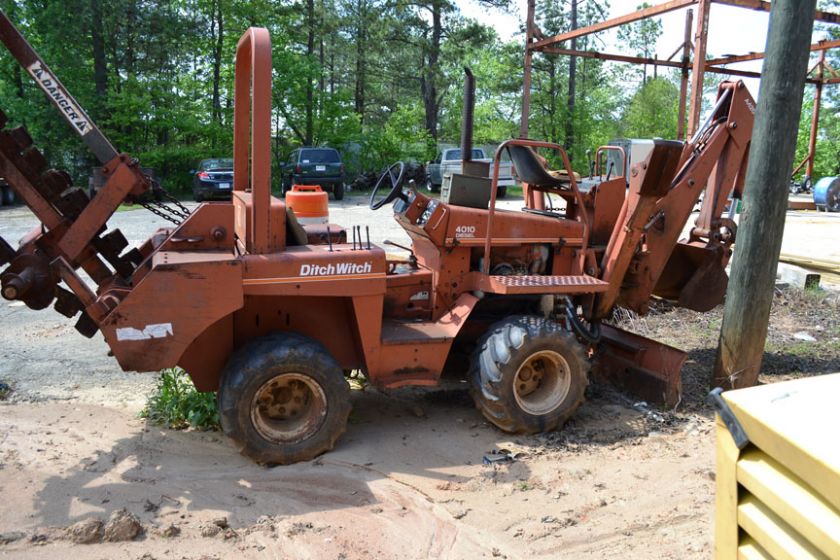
[193,190,204,203]
[497,186,507,199]
[333,181,345,200]
[469,315,588,434]
[218,332,351,465]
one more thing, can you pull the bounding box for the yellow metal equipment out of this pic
[714,373,840,559]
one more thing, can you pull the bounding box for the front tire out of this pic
[425,178,439,193]
[470,315,588,434]
[218,332,351,465]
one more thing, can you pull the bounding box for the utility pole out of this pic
[712,0,818,390]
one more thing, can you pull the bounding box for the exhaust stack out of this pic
[461,67,474,164]
[459,67,488,177]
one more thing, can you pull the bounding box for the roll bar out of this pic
[233,27,273,254]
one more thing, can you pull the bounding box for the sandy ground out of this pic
[0,194,837,559]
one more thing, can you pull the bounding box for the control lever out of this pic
[383,239,418,270]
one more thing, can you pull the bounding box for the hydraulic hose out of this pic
[565,297,601,344]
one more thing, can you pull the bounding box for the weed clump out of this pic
[142,368,219,430]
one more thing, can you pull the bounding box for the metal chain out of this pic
[154,199,189,221]
[138,172,192,225]
[139,188,192,226]
[140,200,183,225]
[162,191,192,218]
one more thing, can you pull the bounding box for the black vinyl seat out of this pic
[508,145,570,190]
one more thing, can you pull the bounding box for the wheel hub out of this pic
[513,350,572,416]
[250,373,327,444]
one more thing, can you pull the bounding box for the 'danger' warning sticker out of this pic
[27,62,92,136]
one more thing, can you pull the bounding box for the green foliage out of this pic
[620,77,681,140]
[792,94,840,183]
[142,368,219,430]
[0,0,834,188]
[616,3,663,85]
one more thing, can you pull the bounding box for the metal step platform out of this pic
[479,274,609,295]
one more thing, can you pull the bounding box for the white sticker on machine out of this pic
[116,323,174,341]
[27,62,93,136]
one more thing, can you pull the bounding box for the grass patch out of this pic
[142,368,219,430]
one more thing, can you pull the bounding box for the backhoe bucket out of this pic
[593,324,687,408]
[654,242,728,312]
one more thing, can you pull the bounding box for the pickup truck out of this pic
[426,148,515,196]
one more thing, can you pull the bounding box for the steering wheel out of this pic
[369,162,407,210]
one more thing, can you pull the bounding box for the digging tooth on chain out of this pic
[75,312,98,338]
[39,168,72,201]
[123,248,143,266]
[53,286,84,319]
[0,236,14,266]
[21,146,48,174]
[92,230,134,278]
[56,187,90,220]
[8,126,33,150]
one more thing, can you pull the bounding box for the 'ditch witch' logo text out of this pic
[299,262,373,276]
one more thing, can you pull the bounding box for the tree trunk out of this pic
[421,0,442,140]
[91,0,108,114]
[13,63,23,98]
[319,0,325,96]
[305,0,315,145]
[712,0,817,390]
[354,0,366,121]
[211,0,224,124]
[565,0,577,153]
[125,2,136,78]
[549,57,557,142]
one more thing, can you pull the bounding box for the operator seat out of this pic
[508,145,578,190]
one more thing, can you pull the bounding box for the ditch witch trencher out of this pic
[0,16,752,464]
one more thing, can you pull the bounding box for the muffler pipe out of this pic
[460,67,475,164]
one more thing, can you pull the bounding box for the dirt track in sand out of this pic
[0,388,715,559]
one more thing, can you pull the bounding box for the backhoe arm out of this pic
[595,81,755,318]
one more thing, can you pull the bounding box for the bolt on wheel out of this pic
[250,373,328,445]
[513,350,572,416]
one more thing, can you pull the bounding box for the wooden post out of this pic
[712,0,818,390]
[687,0,710,138]
[520,0,535,138]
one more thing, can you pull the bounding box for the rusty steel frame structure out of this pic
[520,0,839,178]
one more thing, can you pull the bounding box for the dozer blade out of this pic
[593,324,687,408]
[654,242,728,312]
